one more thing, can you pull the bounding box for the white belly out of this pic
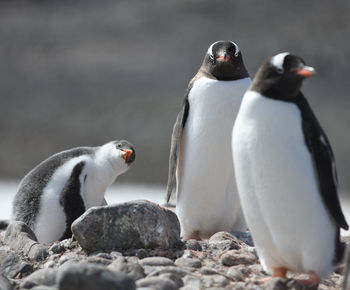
[233,91,336,277]
[177,76,250,239]
[34,156,89,244]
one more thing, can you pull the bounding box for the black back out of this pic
[12,147,94,230]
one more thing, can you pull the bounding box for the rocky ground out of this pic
[0,201,346,290]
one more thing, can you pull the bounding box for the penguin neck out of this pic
[83,147,119,208]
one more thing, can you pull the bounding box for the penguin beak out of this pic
[218,54,230,62]
[295,66,315,77]
[120,149,133,162]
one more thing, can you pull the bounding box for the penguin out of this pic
[12,140,135,244]
[166,40,250,240]
[232,52,348,285]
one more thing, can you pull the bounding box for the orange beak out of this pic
[218,54,230,62]
[120,149,133,161]
[295,66,315,77]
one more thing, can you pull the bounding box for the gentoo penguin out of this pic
[166,40,250,240]
[12,140,135,244]
[232,52,348,284]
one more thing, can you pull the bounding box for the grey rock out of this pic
[0,220,9,231]
[232,231,254,246]
[108,257,145,280]
[110,251,123,259]
[220,249,257,266]
[182,275,202,290]
[85,256,112,266]
[208,232,242,251]
[226,265,251,281]
[136,277,178,290]
[48,243,65,255]
[147,266,191,278]
[185,240,202,251]
[201,275,229,288]
[91,252,112,260]
[139,257,174,267]
[0,249,33,278]
[200,267,218,275]
[174,257,201,268]
[0,274,13,290]
[158,273,183,288]
[4,221,48,261]
[57,262,135,290]
[20,269,57,289]
[71,201,181,253]
[30,287,58,290]
[58,252,84,266]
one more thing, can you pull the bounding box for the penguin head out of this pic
[102,140,135,174]
[251,52,315,100]
[201,40,249,81]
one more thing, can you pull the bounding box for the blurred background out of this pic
[0,1,349,219]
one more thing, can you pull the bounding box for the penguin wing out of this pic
[297,93,348,230]
[166,98,190,203]
[59,161,87,240]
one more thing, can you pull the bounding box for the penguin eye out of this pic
[116,143,122,149]
[234,51,239,57]
[276,67,284,74]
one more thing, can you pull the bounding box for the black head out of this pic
[250,52,315,101]
[200,40,249,81]
[114,140,136,165]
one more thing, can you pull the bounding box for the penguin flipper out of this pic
[59,161,87,240]
[297,93,348,231]
[166,98,189,203]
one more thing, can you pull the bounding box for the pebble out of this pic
[108,257,145,280]
[0,249,33,278]
[175,257,202,268]
[220,249,257,266]
[139,257,174,267]
[136,276,178,290]
[57,262,135,290]
[20,268,57,289]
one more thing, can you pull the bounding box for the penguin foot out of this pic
[296,271,319,287]
[187,230,201,241]
[272,267,287,278]
[257,267,287,284]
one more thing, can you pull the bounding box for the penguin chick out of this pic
[12,140,135,244]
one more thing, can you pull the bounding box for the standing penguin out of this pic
[233,52,348,284]
[12,140,135,244]
[166,40,250,240]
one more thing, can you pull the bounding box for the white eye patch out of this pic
[207,41,220,56]
[270,52,290,70]
[230,41,240,56]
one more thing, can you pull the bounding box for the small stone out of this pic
[185,240,202,251]
[158,273,183,288]
[57,262,135,290]
[49,243,65,254]
[226,265,250,281]
[110,251,123,259]
[0,274,13,290]
[232,231,254,246]
[136,277,178,290]
[71,201,181,253]
[93,252,112,260]
[174,257,202,268]
[220,249,257,266]
[147,266,190,278]
[4,221,48,261]
[108,257,145,280]
[200,267,218,275]
[20,268,57,289]
[30,286,58,290]
[0,220,9,231]
[208,232,242,251]
[86,256,112,266]
[0,249,33,278]
[139,257,174,267]
[182,275,202,290]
